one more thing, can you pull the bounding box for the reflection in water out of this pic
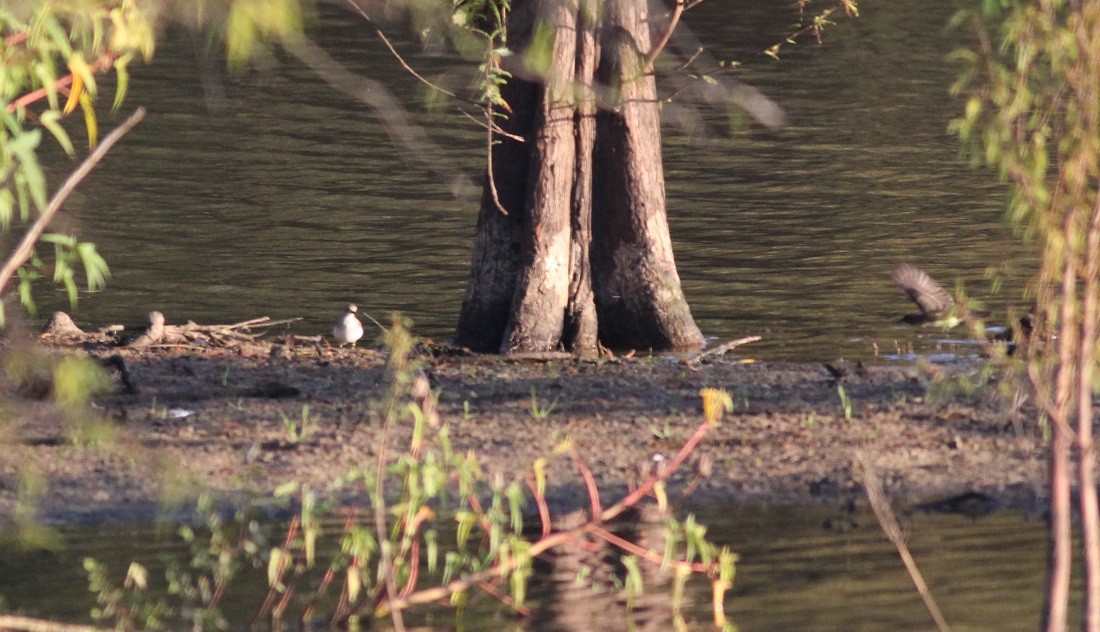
[0,505,1051,630]
[528,506,679,632]
[33,0,1032,360]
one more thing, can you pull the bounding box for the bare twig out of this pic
[588,524,709,573]
[570,449,603,518]
[645,0,686,70]
[485,103,510,215]
[218,316,289,331]
[526,478,552,538]
[342,0,479,107]
[859,455,952,632]
[0,107,145,298]
[283,37,474,199]
[0,616,103,632]
[359,309,388,335]
[460,109,525,142]
[685,335,761,365]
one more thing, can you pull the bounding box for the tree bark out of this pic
[501,0,579,353]
[562,0,600,354]
[452,76,536,351]
[590,0,702,351]
[454,0,703,354]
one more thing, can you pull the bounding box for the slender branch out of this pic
[1079,183,1100,631]
[1043,203,1080,632]
[375,419,715,617]
[476,580,531,616]
[371,407,407,632]
[460,109,525,142]
[283,37,474,198]
[674,46,704,72]
[485,103,510,215]
[586,524,709,573]
[860,455,952,632]
[645,0,686,71]
[6,52,115,113]
[0,616,103,632]
[685,335,762,365]
[0,107,145,298]
[342,0,480,107]
[526,478,552,538]
[4,31,28,47]
[254,515,299,624]
[570,449,603,518]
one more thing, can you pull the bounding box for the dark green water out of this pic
[0,506,1054,631]
[6,0,1053,628]
[28,0,1032,361]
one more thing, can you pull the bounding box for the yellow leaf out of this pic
[533,457,547,496]
[699,388,733,425]
[63,73,83,115]
[67,54,97,99]
[346,566,362,603]
[79,93,98,148]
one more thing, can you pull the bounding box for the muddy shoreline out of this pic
[0,328,1049,526]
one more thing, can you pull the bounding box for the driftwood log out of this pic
[41,312,302,349]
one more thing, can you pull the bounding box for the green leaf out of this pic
[41,15,75,59]
[274,480,300,497]
[62,267,78,307]
[426,529,439,573]
[31,62,61,113]
[112,53,133,111]
[39,110,75,157]
[0,189,14,229]
[506,481,524,534]
[77,242,110,291]
[41,233,78,248]
[17,269,36,314]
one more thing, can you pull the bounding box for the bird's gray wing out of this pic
[893,263,955,317]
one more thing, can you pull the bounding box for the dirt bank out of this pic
[0,326,1047,525]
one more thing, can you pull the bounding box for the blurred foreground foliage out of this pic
[1,0,306,325]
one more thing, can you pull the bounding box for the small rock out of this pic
[41,311,85,338]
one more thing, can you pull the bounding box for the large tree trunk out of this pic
[455,0,703,354]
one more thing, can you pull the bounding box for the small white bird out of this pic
[333,304,364,348]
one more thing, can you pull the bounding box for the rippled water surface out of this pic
[27,0,1033,360]
[0,506,1057,630]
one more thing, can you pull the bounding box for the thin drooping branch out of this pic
[342,0,476,106]
[485,103,510,215]
[860,455,952,632]
[284,37,475,198]
[0,616,102,632]
[644,0,685,70]
[0,107,146,298]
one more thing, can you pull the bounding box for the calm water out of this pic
[7,1,1052,628]
[0,505,1057,631]
[27,0,1032,360]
